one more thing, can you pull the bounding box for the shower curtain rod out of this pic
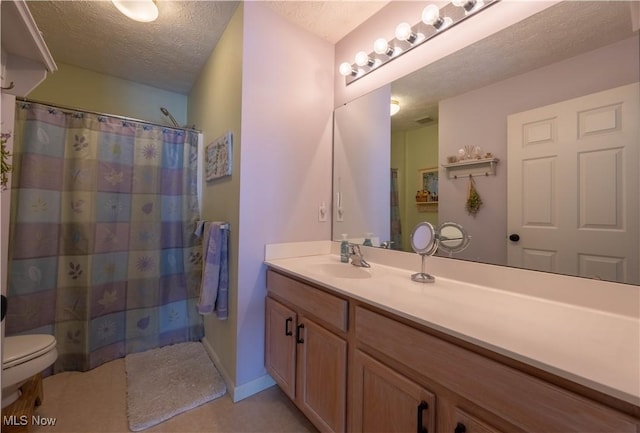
[19,97,201,133]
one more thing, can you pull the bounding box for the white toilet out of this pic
[2,334,58,408]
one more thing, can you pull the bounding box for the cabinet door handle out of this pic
[454,422,466,433]
[417,400,429,433]
[285,317,293,336]
[296,323,305,344]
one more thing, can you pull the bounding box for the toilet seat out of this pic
[3,335,57,369]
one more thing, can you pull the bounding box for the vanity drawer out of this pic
[355,306,637,433]
[267,270,348,332]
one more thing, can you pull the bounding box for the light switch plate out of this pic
[318,202,327,222]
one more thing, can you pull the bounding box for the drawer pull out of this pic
[417,400,429,433]
[285,317,293,336]
[454,422,466,433]
[296,323,305,344]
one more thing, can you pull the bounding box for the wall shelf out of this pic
[416,201,438,212]
[1,0,57,97]
[442,157,499,179]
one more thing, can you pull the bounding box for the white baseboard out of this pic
[232,373,276,403]
[201,337,276,403]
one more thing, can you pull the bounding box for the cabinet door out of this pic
[297,315,347,433]
[352,350,436,433]
[451,408,505,433]
[265,297,297,400]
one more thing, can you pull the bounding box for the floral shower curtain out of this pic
[390,168,402,250]
[6,102,203,372]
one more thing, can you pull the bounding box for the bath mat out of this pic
[125,342,226,431]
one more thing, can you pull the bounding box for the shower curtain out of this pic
[6,102,203,372]
[390,168,402,250]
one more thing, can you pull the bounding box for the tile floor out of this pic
[24,359,317,433]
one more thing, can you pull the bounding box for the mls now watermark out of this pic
[3,415,57,427]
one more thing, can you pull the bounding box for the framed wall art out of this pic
[418,167,439,202]
[205,131,232,181]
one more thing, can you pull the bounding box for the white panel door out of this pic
[507,83,639,284]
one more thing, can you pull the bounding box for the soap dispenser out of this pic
[363,232,373,247]
[340,234,350,263]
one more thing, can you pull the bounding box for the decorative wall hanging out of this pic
[465,175,483,216]
[1,131,12,191]
[419,167,439,202]
[205,131,232,181]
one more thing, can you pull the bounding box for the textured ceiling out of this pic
[263,1,387,43]
[27,1,389,94]
[26,1,637,121]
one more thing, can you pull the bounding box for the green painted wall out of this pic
[391,123,439,251]
[187,3,243,389]
[29,62,187,126]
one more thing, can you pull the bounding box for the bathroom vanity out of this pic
[264,243,640,433]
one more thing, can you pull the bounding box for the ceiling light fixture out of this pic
[390,100,400,116]
[339,0,497,85]
[112,0,159,23]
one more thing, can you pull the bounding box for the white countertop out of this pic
[265,251,640,407]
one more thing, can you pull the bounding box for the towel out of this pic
[196,221,229,320]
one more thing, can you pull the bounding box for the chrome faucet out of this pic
[349,243,371,268]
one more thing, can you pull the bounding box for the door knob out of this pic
[509,234,520,242]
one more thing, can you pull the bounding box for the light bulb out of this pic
[452,0,478,12]
[422,5,440,25]
[373,38,393,56]
[112,0,158,22]
[395,22,416,43]
[355,51,372,67]
[469,0,485,13]
[339,62,355,77]
[422,4,452,30]
[390,100,400,116]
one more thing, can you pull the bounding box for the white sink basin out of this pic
[312,263,372,279]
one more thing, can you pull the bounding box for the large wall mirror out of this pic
[333,1,639,285]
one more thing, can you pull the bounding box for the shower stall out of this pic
[5,100,204,372]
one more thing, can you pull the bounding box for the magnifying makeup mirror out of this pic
[437,222,471,256]
[410,221,471,283]
[410,222,438,283]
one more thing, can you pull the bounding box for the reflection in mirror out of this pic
[332,1,639,285]
[410,222,437,283]
[333,86,391,244]
[437,222,470,256]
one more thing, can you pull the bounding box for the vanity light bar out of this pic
[339,0,498,85]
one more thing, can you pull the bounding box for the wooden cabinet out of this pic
[452,408,505,433]
[265,270,347,433]
[354,305,639,433]
[351,350,436,433]
[297,315,347,433]
[265,268,639,433]
[265,297,296,399]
